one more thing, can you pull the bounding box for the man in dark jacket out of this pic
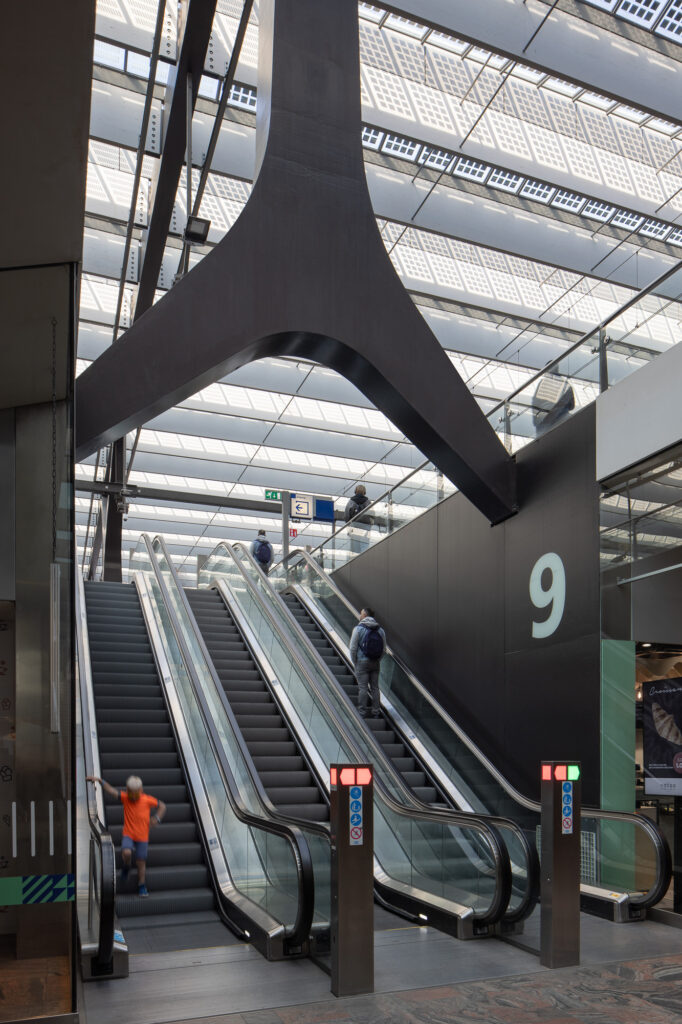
[344,484,373,525]
[349,608,386,718]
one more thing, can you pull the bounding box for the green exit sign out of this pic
[265,489,281,501]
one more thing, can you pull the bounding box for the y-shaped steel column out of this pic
[76,0,516,523]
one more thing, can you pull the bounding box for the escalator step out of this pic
[266,786,321,805]
[235,715,284,730]
[103,768,185,787]
[115,888,215,919]
[100,752,179,770]
[116,864,210,891]
[240,727,290,743]
[251,755,304,772]
[99,737,175,754]
[258,770,313,788]
[97,722,172,739]
[247,742,297,757]
[106,803,194,826]
[276,804,330,823]
[108,822,198,845]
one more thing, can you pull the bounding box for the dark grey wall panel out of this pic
[335,407,601,804]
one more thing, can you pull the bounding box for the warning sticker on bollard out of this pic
[350,785,363,845]
[561,781,573,835]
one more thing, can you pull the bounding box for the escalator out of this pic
[182,537,531,938]
[185,588,329,823]
[80,562,327,965]
[84,580,218,927]
[270,549,672,924]
[282,591,441,806]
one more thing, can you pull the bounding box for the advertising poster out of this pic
[642,677,682,795]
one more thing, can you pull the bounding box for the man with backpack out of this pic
[349,607,386,719]
[344,483,373,526]
[250,529,273,573]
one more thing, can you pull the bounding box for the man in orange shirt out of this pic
[87,774,166,897]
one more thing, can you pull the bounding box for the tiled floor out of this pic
[79,910,682,1024]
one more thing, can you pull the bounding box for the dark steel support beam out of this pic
[77,0,516,524]
[102,441,124,581]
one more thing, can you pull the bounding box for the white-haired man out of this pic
[87,774,166,897]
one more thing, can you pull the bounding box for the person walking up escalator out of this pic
[349,608,385,719]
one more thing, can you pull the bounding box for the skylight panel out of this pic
[93,39,126,70]
[382,133,420,160]
[544,78,581,99]
[427,32,469,55]
[419,147,454,171]
[487,168,523,193]
[358,3,385,24]
[362,125,384,150]
[384,14,429,39]
[511,65,546,85]
[229,83,257,110]
[616,0,668,27]
[666,227,682,246]
[519,179,555,204]
[639,218,671,239]
[582,199,615,222]
[611,209,644,231]
[657,0,682,40]
[552,189,587,213]
[452,157,490,183]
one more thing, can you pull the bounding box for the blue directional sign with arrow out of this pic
[290,493,313,520]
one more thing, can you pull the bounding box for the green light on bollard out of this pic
[567,765,580,781]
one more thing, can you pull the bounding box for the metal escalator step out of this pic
[251,755,304,772]
[413,787,439,804]
[97,710,168,724]
[401,771,427,788]
[89,641,151,655]
[224,691,271,705]
[93,672,160,686]
[115,887,215,919]
[104,768,184,787]
[99,737,175,754]
[97,696,166,711]
[231,704,279,718]
[390,756,415,772]
[220,679,267,693]
[93,684,161,700]
[116,864,210,891]
[247,742,297,757]
[202,641,247,653]
[213,667,261,680]
[100,752,179,770]
[235,714,284,730]
[366,728,396,744]
[380,744,405,758]
[276,804,330,823]
[240,727,290,742]
[118,909,220,930]
[258,770,313,788]
[97,722,172,738]
[266,787,322,805]
[114,842,204,867]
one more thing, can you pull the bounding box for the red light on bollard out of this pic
[339,768,356,786]
[541,764,552,781]
[356,768,372,786]
[554,764,567,781]
[330,768,338,787]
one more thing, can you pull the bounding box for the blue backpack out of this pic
[255,539,272,564]
[359,623,384,659]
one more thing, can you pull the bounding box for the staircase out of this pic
[184,588,329,823]
[84,580,218,930]
[281,592,440,805]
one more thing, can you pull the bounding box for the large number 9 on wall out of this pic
[529,552,565,639]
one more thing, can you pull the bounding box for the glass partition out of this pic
[199,543,510,925]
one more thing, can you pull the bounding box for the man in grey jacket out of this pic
[349,608,386,719]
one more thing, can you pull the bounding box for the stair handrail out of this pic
[281,548,672,912]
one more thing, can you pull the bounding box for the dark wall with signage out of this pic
[603,546,682,645]
[334,407,601,804]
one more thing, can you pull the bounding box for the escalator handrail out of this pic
[282,549,672,911]
[136,537,316,948]
[150,535,331,843]
[76,574,117,970]
[203,540,513,927]
[286,580,539,925]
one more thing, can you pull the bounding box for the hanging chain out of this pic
[51,317,58,564]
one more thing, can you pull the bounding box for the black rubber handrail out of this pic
[281,548,671,915]
[76,577,117,971]
[138,536,316,950]
[203,540,513,930]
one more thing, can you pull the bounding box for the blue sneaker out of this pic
[138,884,149,898]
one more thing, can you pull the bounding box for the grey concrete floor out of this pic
[79,909,682,1024]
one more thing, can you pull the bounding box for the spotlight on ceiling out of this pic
[183,216,211,245]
